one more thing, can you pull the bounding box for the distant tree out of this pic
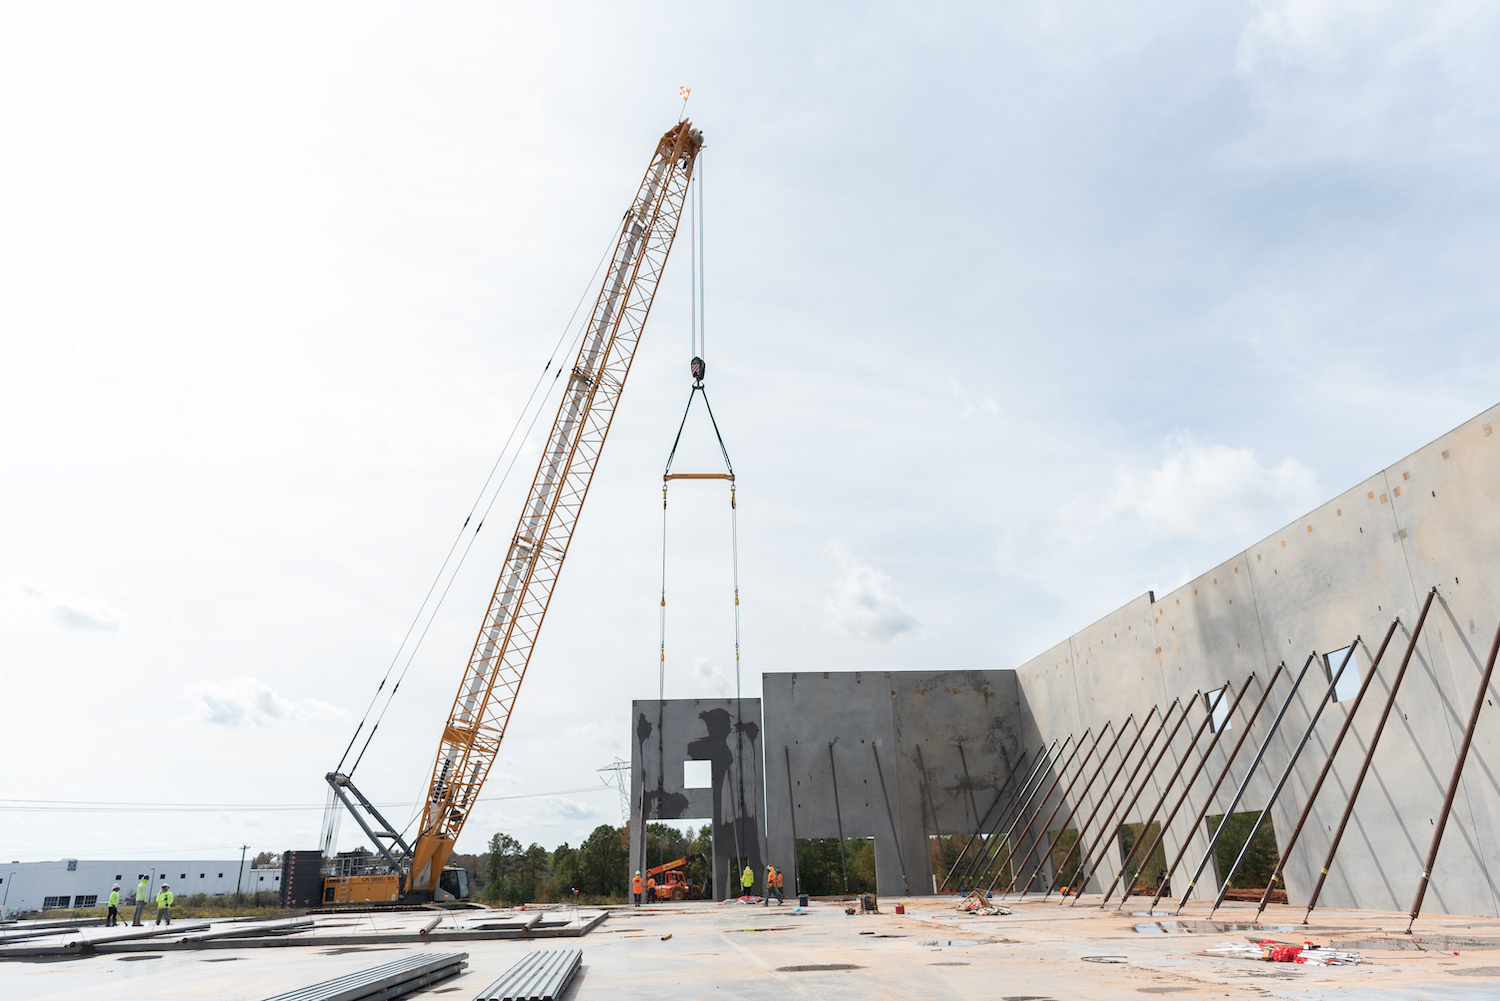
[485,832,522,903]
[552,843,578,896]
[575,824,626,896]
[251,851,280,869]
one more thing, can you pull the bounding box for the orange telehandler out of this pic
[645,853,709,901]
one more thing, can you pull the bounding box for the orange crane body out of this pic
[324,121,704,904]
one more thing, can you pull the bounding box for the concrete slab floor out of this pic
[3,897,1500,999]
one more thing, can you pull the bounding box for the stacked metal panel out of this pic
[260,951,466,1001]
[474,949,583,1001]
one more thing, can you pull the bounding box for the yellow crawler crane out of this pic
[323,121,704,904]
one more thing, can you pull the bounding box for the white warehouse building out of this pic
[0,859,281,917]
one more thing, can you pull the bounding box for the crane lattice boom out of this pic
[404,121,704,893]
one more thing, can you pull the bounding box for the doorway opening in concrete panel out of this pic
[795,838,877,895]
[643,821,712,901]
[1206,812,1280,899]
[1117,822,1169,897]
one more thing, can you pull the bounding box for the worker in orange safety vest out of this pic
[646,874,657,904]
[632,871,644,906]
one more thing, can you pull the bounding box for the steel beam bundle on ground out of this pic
[261,952,467,1001]
[475,949,584,1001]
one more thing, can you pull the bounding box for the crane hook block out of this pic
[690,356,706,384]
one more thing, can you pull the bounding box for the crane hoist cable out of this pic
[653,355,746,888]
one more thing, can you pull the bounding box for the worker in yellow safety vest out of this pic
[132,876,150,926]
[107,885,121,926]
[631,871,644,906]
[154,885,174,925]
[741,864,754,896]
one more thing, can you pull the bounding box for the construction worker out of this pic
[740,864,754,897]
[773,866,785,904]
[132,875,150,926]
[106,885,121,926]
[154,884,174,925]
[763,865,775,906]
[631,870,644,906]
[645,874,657,904]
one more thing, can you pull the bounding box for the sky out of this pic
[3,1,1499,863]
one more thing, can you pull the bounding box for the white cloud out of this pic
[193,677,347,727]
[1063,433,1322,544]
[947,377,999,417]
[821,542,923,642]
[0,579,127,632]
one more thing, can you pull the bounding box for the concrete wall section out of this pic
[629,698,764,900]
[762,670,1022,898]
[1013,402,1500,916]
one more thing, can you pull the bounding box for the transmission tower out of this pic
[597,757,631,825]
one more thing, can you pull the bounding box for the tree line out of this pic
[448,822,711,905]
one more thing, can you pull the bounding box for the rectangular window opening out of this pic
[1206,688,1232,732]
[683,760,712,789]
[1324,646,1362,702]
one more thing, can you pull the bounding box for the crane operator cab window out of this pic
[438,866,470,901]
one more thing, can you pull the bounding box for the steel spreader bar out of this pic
[1176,654,1316,913]
[1015,719,1128,897]
[1071,697,1196,905]
[1253,619,1400,919]
[1302,590,1435,922]
[1407,605,1500,934]
[1147,667,1281,912]
[1045,709,1157,900]
[1104,680,1239,908]
[1209,641,1360,916]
